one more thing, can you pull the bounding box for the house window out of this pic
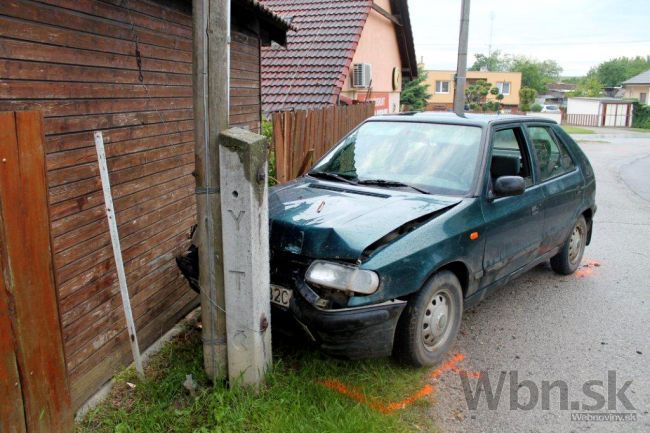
[641,92,647,104]
[496,81,511,95]
[436,80,450,94]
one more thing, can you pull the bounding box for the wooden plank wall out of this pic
[0,0,262,409]
[0,111,73,433]
[271,103,376,183]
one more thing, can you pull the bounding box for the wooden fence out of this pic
[271,103,375,183]
[0,112,73,433]
[565,113,600,127]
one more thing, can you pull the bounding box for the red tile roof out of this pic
[259,0,372,113]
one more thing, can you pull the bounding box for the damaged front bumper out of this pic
[275,278,407,359]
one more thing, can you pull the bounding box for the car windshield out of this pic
[310,121,483,196]
[545,105,558,110]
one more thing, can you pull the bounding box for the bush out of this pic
[519,87,536,112]
[531,103,543,112]
[632,102,650,129]
[262,119,278,186]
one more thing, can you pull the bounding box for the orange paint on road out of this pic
[319,352,480,414]
[576,259,601,278]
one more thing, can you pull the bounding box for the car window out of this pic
[528,126,575,181]
[490,127,533,187]
[311,121,483,196]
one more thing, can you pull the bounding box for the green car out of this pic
[269,113,596,367]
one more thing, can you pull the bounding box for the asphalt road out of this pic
[429,128,650,433]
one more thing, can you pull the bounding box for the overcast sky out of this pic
[409,0,650,76]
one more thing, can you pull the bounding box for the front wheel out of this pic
[550,215,587,275]
[394,271,463,367]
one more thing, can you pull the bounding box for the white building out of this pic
[566,97,635,128]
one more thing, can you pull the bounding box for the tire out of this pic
[394,271,463,367]
[550,215,587,275]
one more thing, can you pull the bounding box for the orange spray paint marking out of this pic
[575,259,601,278]
[319,352,480,414]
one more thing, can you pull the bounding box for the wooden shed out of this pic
[0,0,289,411]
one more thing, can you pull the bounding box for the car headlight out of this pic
[305,260,379,295]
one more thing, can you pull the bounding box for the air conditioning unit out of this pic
[352,63,372,88]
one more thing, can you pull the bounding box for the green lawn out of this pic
[562,126,595,134]
[76,322,437,433]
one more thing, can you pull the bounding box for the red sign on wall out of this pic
[357,92,391,114]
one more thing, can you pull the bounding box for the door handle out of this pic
[531,204,541,215]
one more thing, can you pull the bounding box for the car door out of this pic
[525,124,583,254]
[480,124,545,286]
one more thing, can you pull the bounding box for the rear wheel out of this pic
[551,215,587,275]
[394,271,462,367]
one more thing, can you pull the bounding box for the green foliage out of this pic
[518,87,537,112]
[76,327,436,433]
[400,65,432,111]
[470,52,563,94]
[531,103,543,112]
[567,76,603,97]
[464,80,503,112]
[262,119,278,186]
[560,76,582,85]
[632,102,650,129]
[587,56,650,87]
[510,57,562,94]
[469,50,512,72]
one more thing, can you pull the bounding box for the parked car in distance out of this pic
[268,113,596,367]
[542,104,561,113]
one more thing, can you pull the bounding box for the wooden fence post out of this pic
[0,111,73,433]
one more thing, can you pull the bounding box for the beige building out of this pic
[261,0,417,114]
[424,70,522,111]
[622,70,650,104]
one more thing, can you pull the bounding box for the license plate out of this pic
[270,285,293,308]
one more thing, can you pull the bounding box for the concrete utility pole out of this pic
[453,0,471,116]
[220,129,272,386]
[192,0,229,380]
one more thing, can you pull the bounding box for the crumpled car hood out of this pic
[269,179,462,260]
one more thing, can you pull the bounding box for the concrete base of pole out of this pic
[219,128,272,387]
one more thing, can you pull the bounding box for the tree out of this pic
[465,80,503,112]
[568,76,602,97]
[469,50,512,72]
[519,87,536,112]
[400,65,431,111]
[469,52,563,94]
[510,57,562,94]
[531,103,542,112]
[587,56,650,87]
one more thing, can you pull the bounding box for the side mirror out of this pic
[493,176,526,197]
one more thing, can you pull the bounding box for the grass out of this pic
[562,126,595,134]
[76,321,437,433]
[628,127,650,133]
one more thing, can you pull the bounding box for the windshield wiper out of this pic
[357,179,430,194]
[308,171,359,185]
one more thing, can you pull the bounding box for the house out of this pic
[424,70,522,111]
[0,0,289,411]
[260,0,418,115]
[566,97,635,127]
[622,69,650,104]
[535,82,576,107]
